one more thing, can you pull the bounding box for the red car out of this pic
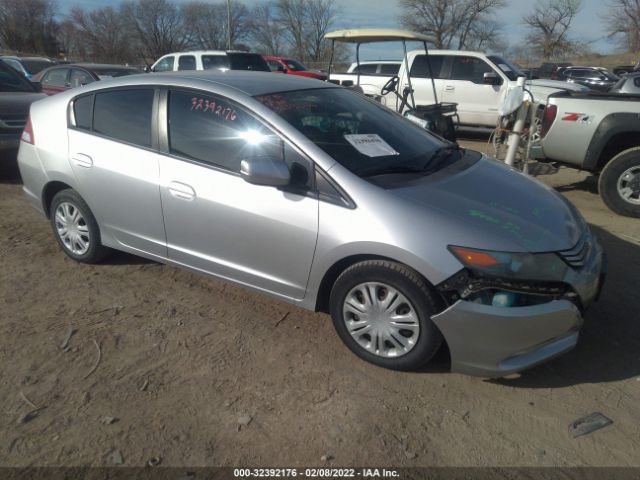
[263,56,327,80]
[31,63,142,95]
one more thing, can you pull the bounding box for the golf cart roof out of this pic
[325,28,433,44]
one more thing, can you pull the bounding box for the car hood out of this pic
[393,156,582,253]
[0,92,46,117]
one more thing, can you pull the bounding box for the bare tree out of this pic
[522,0,582,59]
[304,0,337,62]
[121,0,189,64]
[69,5,134,63]
[276,0,307,59]
[398,0,505,49]
[606,0,640,52]
[0,0,58,55]
[250,1,285,55]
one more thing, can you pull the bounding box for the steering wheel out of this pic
[381,76,399,95]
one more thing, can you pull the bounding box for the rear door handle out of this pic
[168,181,196,201]
[72,153,93,168]
[444,85,455,92]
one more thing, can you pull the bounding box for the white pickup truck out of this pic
[332,50,587,129]
[329,61,401,97]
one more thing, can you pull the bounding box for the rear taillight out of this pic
[539,104,557,139]
[21,116,34,145]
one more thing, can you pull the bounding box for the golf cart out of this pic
[325,28,458,142]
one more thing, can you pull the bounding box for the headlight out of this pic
[448,246,568,282]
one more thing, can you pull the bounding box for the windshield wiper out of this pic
[422,145,463,172]
[361,165,425,178]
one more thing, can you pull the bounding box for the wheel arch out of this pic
[583,113,640,172]
[42,181,73,218]
[313,253,446,314]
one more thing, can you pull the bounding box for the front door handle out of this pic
[444,85,455,92]
[72,153,93,168]
[168,181,196,201]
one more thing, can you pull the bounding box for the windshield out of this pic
[488,55,526,81]
[0,62,36,92]
[228,53,270,72]
[1,58,27,75]
[254,88,449,177]
[285,59,307,71]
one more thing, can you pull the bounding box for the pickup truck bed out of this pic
[540,91,640,217]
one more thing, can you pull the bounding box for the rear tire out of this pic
[598,148,640,218]
[50,189,110,263]
[329,260,444,371]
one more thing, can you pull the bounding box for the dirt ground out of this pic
[1,137,639,468]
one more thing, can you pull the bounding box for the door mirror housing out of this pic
[483,72,501,85]
[240,156,291,187]
[277,65,286,73]
[30,80,42,92]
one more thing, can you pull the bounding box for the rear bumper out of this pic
[432,299,582,377]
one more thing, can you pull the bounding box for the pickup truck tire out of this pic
[598,147,640,217]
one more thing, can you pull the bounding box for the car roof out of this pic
[162,50,258,56]
[71,70,335,97]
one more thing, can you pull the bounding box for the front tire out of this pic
[50,189,110,263]
[599,148,640,218]
[329,260,443,371]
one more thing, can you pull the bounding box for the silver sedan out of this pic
[17,71,604,377]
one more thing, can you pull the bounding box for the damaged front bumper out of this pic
[432,299,582,377]
[434,232,605,378]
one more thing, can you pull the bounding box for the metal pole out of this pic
[356,42,361,86]
[424,40,439,105]
[327,39,335,79]
[227,0,232,51]
[402,40,416,111]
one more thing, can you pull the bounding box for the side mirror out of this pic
[277,65,285,73]
[483,72,501,85]
[31,81,42,92]
[144,66,151,73]
[240,156,290,187]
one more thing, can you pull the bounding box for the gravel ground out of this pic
[1,138,639,468]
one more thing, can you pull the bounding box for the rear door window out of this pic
[93,89,154,147]
[202,55,230,70]
[228,53,270,72]
[73,95,94,130]
[42,68,69,87]
[409,55,444,79]
[380,63,400,75]
[178,55,196,71]
[353,64,376,74]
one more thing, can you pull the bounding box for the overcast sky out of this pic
[58,0,620,59]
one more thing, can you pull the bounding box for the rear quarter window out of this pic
[73,95,94,130]
[93,89,154,147]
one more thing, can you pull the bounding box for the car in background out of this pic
[31,63,142,95]
[347,60,401,76]
[0,61,45,172]
[0,56,33,79]
[609,71,640,94]
[555,66,620,92]
[263,55,327,80]
[150,50,270,73]
[19,56,56,75]
[18,70,604,377]
[613,61,639,76]
[536,62,572,79]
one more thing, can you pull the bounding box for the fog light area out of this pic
[467,289,555,308]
